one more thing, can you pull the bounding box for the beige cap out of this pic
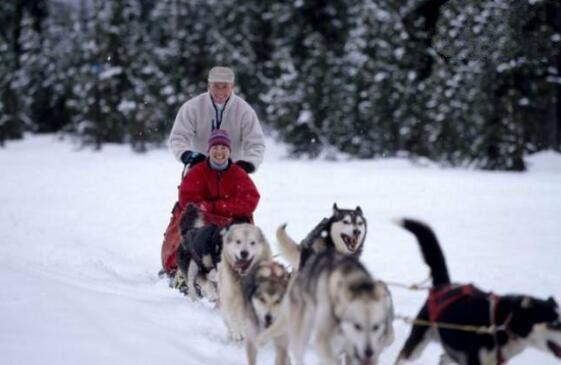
[208,66,235,83]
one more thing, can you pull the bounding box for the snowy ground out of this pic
[1,135,561,365]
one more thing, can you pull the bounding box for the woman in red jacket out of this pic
[178,129,260,222]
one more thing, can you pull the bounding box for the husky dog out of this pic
[175,204,222,301]
[278,203,367,269]
[394,218,561,365]
[242,260,291,365]
[258,251,394,365]
[218,223,273,341]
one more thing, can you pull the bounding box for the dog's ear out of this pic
[521,296,532,309]
[355,206,362,214]
[332,203,339,214]
[547,296,558,307]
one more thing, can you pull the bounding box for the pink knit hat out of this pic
[208,129,231,150]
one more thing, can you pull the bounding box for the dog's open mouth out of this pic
[234,258,253,274]
[548,340,561,358]
[341,233,360,252]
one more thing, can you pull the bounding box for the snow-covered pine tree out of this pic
[262,1,354,158]
[67,0,145,149]
[206,0,276,121]
[0,1,25,145]
[18,0,74,134]
[148,0,214,119]
[337,0,410,158]
[116,1,167,152]
[0,1,49,144]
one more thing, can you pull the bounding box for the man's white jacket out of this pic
[169,92,265,170]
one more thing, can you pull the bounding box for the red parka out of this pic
[178,160,260,221]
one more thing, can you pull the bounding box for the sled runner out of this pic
[161,202,232,276]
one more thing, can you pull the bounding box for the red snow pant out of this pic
[160,202,232,276]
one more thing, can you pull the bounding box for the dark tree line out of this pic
[1,0,560,170]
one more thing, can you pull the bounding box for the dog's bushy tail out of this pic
[396,218,450,287]
[276,224,301,269]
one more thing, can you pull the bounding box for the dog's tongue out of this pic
[343,234,358,251]
[548,341,561,358]
[235,259,252,273]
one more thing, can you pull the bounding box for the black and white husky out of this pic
[176,204,222,300]
[277,203,367,269]
[394,218,561,365]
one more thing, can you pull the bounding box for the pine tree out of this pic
[148,0,215,135]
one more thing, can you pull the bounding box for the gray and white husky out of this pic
[258,251,394,365]
[278,203,367,269]
[242,260,291,365]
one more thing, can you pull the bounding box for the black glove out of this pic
[236,160,255,174]
[181,151,206,167]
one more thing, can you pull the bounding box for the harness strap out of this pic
[489,293,508,365]
[427,286,511,364]
[427,284,475,322]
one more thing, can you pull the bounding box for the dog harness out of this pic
[427,284,507,364]
[489,293,507,365]
[427,284,476,322]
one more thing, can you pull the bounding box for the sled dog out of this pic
[241,260,291,365]
[394,218,561,365]
[278,203,367,269]
[176,204,221,301]
[218,223,273,341]
[258,251,394,365]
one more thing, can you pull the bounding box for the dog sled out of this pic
[161,202,232,276]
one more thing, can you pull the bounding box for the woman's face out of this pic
[209,144,230,165]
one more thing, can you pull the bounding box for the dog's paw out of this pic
[207,269,218,282]
[174,272,189,294]
[200,282,219,302]
[229,331,244,342]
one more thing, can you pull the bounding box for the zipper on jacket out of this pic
[216,171,222,203]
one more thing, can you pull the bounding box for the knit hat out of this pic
[208,129,231,150]
[208,66,235,83]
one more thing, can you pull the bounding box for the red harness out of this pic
[427,284,506,364]
[427,284,476,322]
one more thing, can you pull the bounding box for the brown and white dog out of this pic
[242,260,291,365]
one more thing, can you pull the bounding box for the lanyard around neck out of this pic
[211,95,230,130]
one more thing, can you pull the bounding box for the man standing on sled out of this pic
[169,66,265,174]
[161,66,265,280]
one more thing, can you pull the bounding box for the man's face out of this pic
[208,82,233,104]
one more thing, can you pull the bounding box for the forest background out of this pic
[1,0,560,170]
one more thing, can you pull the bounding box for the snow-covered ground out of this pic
[1,135,561,365]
